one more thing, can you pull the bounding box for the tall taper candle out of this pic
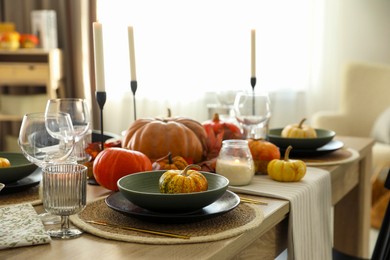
[251,29,256,78]
[128,26,137,81]
[93,22,106,91]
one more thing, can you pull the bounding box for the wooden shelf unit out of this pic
[0,48,64,150]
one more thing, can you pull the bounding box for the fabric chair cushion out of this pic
[371,106,390,144]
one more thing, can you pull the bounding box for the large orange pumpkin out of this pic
[93,147,152,191]
[122,116,207,163]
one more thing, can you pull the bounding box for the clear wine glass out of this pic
[18,112,75,224]
[233,91,271,139]
[45,98,91,163]
[42,163,87,239]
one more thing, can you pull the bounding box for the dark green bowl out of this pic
[267,128,336,150]
[0,152,38,184]
[117,170,229,212]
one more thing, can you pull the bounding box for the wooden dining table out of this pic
[0,136,374,260]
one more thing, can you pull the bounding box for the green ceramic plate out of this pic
[267,128,336,150]
[117,170,229,213]
[0,152,38,184]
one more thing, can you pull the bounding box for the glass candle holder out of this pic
[215,139,255,186]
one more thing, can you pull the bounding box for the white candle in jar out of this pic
[216,158,255,186]
[92,22,106,92]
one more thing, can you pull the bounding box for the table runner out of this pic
[229,167,332,260]
[71,196,264,244]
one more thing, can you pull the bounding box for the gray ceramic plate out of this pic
[105,190,240,223]
[117,170,229,213]
[0,152,38,184]
[267,128,336,150]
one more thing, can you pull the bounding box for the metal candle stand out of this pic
[131,80,137,121]
[251,77,256,115]
[95,91,106,151]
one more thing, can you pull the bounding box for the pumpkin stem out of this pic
[213,113,220,122]
[298,118,306,129]
[284,146,293,161]
[168,152,173,164]
[182,164,201,176]
[167,108,172,117]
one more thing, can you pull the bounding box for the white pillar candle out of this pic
[93,22,106,92]
[216,158,255,186]
[251,29,256,78]
[128,26,137,81]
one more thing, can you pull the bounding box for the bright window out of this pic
[97,0,323,100]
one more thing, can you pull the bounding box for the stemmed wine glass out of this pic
[45,98,91,163]
[42,163,87,239]
[233,91,271,139]
[18,112,75,224]
[18,112,75,167]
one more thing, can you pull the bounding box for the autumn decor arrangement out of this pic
[267,146,307,182]
[202,113,243,160]
[281,118,317,138]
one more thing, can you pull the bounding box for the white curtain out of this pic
[95,0,390,135]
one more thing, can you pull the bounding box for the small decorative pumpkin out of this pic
[202,113,243,160]
[248,139,280,175]
[267,146,306,182]
[122,109,207,163]
[0,157,11,168]
[93,147,153,191]
[159,164,208,194]
[152,152,188,170]
[281,118,317,138]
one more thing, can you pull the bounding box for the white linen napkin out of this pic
[0,203,51,249]
[229,167,332,260]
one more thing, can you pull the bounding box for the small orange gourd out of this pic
[152,152,188,170]
[159,164,208,194]
[267,146,306,182]
[0,157,11,168]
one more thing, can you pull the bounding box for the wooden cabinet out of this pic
[0,48,64,150]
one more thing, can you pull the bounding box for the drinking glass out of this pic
[42,163,87,239]
[45,98,91,163]
[233,91,271,139]
[18,112,75,167]
[18,112,75,224]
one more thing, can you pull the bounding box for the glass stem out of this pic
[61,215,70,231]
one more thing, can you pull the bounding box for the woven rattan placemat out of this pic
[71,196,264,245]
[0,185,41,207]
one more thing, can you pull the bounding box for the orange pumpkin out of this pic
[122,115,207,163]
[202,113,243,160]
[0,157,11,168]
[248,139,280,174]
[93,147,152,191]
[152,152,188,170]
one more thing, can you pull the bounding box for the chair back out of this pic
[340,62,390,137]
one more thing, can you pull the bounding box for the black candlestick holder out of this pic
[251,77,256,115]
[95,91,106,151]
[131,80,137,121]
